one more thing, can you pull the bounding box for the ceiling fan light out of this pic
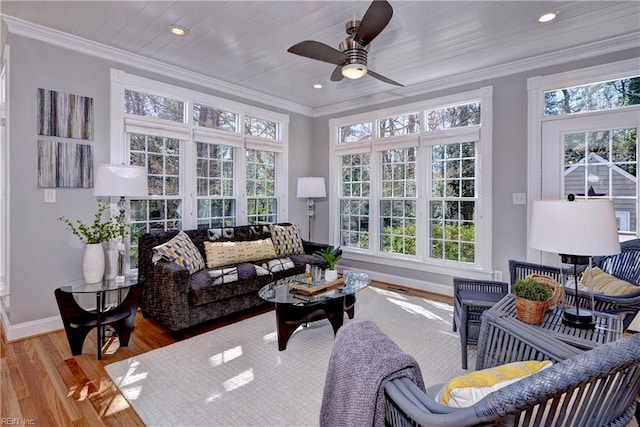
[342,63,368,79]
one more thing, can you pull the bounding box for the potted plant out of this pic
[58,203,125,283]
[512,278,552,325]
[313,245,342,281]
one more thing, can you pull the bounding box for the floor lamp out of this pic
[296,177,326,241]
[529,196,620,329]
[94,164,148,280]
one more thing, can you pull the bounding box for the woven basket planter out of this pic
[526,274,564,311]
[514,296,548,325]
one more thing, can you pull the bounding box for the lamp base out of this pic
[562,306,595,329]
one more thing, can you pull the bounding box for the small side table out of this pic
[55,276,141,359]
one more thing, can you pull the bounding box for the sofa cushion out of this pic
[152,230,205,274]
[207,225,270,242]
[270,224,304,257]
[190,263,272,306]
[263,257,295,273]
[204,238,277,268]
[436,360,552,408]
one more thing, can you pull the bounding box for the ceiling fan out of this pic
[287,0,403,87]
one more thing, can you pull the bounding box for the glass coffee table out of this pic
[259,273,369,351]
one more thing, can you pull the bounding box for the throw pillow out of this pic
[263,257,295,273]
[437,360,552,408]
[270,224,304,257]
[582,267,637,296]
[204,238,277,268]
[207,267,238,285]
[152,231,205,275]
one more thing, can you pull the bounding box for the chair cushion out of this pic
[204,238,277,268]
[270,224,304,257]
[582,267,637,296]
[152,230,205,274]
[437,360,552,408]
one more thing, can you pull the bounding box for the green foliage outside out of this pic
[513,278,552,302]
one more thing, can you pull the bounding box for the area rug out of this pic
[105,287,475,426]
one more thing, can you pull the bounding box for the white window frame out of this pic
[110,69,289,230]
[527,58,640,261]
[329,86,493,278]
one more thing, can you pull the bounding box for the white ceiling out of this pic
[1,1,639,114]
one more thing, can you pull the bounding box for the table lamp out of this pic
[296,177,326,241]
[94,164,148,279]
[529,196,620,329]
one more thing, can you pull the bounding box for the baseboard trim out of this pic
[348,268,453,297]
[1,312,63,342]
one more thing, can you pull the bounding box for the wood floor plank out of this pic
[0,280,433,425]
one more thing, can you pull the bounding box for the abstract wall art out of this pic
[37,140,93,188]
[37,88,94,140]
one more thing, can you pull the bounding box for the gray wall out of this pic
[6,35,313,326]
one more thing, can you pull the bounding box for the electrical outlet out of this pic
[493,270,503,281]
[512,193,526,205]
[44,189,56,203]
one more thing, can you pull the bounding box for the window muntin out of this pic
[340,122,372,144]
[196,142,236,228]
[429,141,476,263]
[380,148,417,255]
[128,133,182,268]
[244,115,278,140]
[193,103,238,133]
[246,149,277,223]
[340,153,370,249]
[544,76,640,116]
[379,113,420,138]
[563,127,637,234]
[427,102,481,131]
[125,89,185,122]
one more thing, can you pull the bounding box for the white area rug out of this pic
[105,287,475,426]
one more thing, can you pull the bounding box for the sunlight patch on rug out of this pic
[106,287,474,426]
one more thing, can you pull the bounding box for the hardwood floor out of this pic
[0,282,449,426]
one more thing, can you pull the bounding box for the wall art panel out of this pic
[37,88,94,140]
[37,140,93,188]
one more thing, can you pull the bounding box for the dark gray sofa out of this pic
[138,223,327,336]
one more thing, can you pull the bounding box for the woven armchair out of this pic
[509,238,640,330]
[453,278,508,369]
[383,324,640,426]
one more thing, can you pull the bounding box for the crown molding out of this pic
[1,15,314,117]
[311,32,640,117]
[2,14,638,119]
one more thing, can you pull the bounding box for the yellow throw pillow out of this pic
[204,238,277,268]
[437,360,553,408]
[152,231,205,274]
[582,267,637,296]
[269,224,305,257]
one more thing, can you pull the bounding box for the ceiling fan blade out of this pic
[287,41,347,65]
[330,66,344,82]
[368,69,404,87]
[355,0,393,47]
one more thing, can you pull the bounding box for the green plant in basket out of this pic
[513,278,552,302]
[313,245,342,270]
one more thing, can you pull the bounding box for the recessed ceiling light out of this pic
[313,84,323,89]
[538,12,558,23]
[168,25,190,36]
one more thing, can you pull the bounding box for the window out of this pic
[340,153,371,249]
[196,142,235,228]
[111,71,289,271]
[330,87,492,275]
[246,149,277,223]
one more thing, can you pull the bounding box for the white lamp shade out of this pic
[94,164,148,197]
[297,177,326,198]
[529,199,621,256]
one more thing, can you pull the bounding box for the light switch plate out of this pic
[512,193,526,205]
[44,189,56,203]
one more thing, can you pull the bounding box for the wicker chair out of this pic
[383,322,640,427]
[509,238,640,330]
[452,278,508,369]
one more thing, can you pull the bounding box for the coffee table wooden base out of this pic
[275,297,346,351]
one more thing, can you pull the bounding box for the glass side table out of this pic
[55,276,141,360]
